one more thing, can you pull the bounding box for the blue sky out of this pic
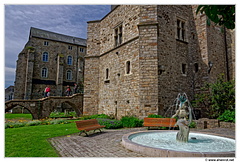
[4,5,111,88]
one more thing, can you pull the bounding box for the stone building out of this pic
[84,5,235,119]
[14,27,86,100]
[5,86,14,101]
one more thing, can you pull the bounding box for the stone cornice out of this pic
[85,36,139,58]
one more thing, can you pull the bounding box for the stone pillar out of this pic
[24,50,35,99]
[83,21,101,115]
[138,5,159,117]
[56,54,64,96]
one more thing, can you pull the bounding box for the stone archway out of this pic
[64,101,82,116]
[5,103,36,119]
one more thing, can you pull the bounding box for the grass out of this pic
[5,113,32,120]
[5,122,79,157]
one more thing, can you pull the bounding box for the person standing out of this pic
[44,85,51,97]
[74,83,78,94]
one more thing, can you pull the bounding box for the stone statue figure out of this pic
[171,93,192,142]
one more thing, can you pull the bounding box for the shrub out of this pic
[81,114,111,120]
[148,114,164,118]
[217,110,235,123]
[97,118,123,129]
[5,122,27,129]
[120,116,143,128]
[5,119,72,129]
[193,74,235,119]
[25,120,42,126]
[189,121,196,128]
[49,111,77,118]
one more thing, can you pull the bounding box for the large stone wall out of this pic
[84,5,235,119]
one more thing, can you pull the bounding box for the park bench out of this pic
[143,118,177,129]
[75,119,105,136]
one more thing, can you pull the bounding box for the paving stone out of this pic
[48,127,235,157]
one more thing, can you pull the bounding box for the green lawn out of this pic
[5,113,32,120]
[5,122,79,157]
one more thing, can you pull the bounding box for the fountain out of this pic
[121,93,235,157]
[171,93,192,142]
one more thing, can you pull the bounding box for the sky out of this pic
[4,4,111,88]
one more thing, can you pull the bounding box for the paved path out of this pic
[48,127,235,157]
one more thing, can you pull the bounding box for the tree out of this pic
[196,5,235,29]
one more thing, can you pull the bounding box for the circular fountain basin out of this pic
[121,130,235,157]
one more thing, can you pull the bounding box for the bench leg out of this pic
[94,128,102,133]
[79,131,89,137]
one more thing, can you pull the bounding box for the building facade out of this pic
[14,27,86,99]
[84,5,235,119]
[5,86,14,101]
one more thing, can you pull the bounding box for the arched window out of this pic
[67,70,72,80]
[126,61,131,74]
[42,52,48,62]
[67,56,72,65]
[41,68,48,78]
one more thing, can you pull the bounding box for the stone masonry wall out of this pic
[156,5,207,115]
[138,5,159,117]
[85,5,141,118]
[83,21,101,115]
[84,5,235,119]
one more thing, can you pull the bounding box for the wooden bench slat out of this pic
[143,118,177,128]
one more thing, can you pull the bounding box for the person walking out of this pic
[65,85,72,96]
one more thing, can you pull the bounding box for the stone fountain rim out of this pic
[121,130,235,157]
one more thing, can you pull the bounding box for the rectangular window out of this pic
[114,24,123,47]
[44,41,49,46]
[182,63,187,75]
[68,46,73,50]
[79,48,84,52]
[126,61,131,74]
[177,19,186,41]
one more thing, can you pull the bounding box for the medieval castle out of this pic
[13,5,235,119]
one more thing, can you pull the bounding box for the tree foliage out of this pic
[196,5,235,29]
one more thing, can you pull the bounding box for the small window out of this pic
[194,63,199,73]
[126,61,131,74]
[67,56,72,65]
[106,68,109,80]
[66,70,72,80]
[79,48,84,52]
[177,19,186,41]
[41,68,48,78]
[42,52,48,62]
[44,41,49,46]
[68,46,73,50]
[114,24,123,47]
[182,64,187,75]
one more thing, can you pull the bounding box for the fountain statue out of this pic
[171,93,192,142]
